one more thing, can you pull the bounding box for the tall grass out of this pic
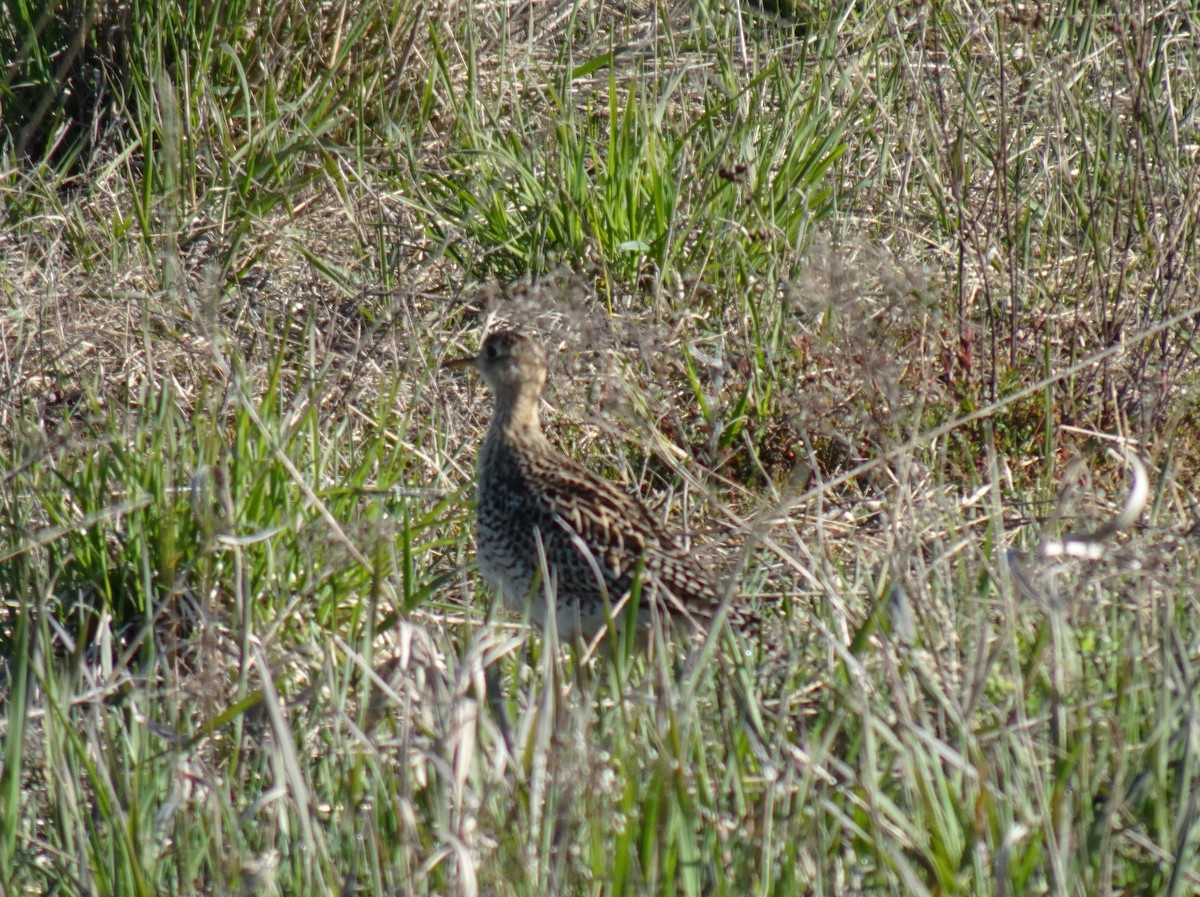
[1,0,1199,894]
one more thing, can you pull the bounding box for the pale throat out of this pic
[488,381,545,445]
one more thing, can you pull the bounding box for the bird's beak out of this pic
[441,352,478,371]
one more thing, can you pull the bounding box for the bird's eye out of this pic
[485,342,499,359]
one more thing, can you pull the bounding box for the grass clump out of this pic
[2,0,1200,895]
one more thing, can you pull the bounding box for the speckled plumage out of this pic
[449,330,732,640]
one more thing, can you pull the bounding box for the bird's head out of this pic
[444,329,547,396]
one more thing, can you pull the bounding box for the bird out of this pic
[444,329,735,642]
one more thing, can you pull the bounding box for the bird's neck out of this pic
[488,387,545,447]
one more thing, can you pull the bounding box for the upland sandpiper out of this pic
[445,330,735,641]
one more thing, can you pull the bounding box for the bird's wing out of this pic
[520,453,722,623]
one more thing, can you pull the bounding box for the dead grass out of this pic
[2,0,1200,894]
